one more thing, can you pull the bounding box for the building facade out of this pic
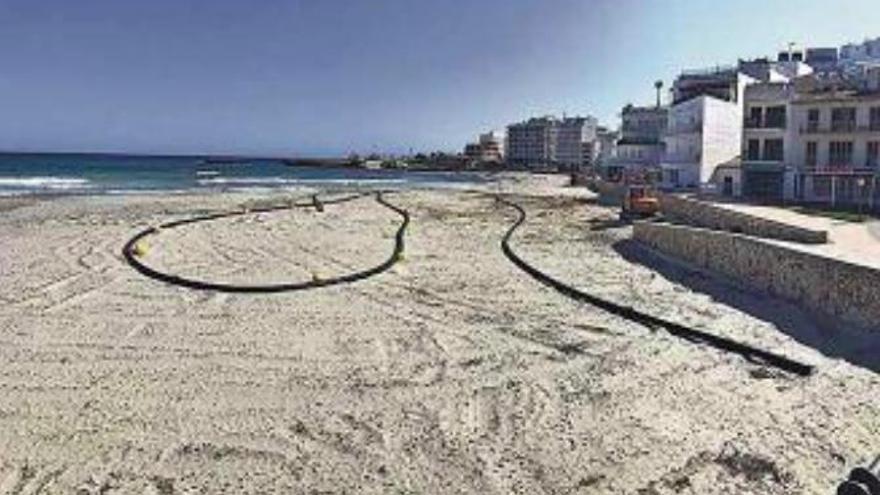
[556,117,598,170]
[741,81,795,201]
[506,117,557,168]
[464,131,505,164]
[661,96,742,189]
[660,68,754,191]
[506,115,597,169]
[604,104,667,180]
[789,89,880,208]
[840,37,880,71]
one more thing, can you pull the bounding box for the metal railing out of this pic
[744,117,787,129]
[800,123,880,134]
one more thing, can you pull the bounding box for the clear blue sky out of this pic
[0,0,878,156]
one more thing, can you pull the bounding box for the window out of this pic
[831,107,856,132]
[871,107,880,131]
[829,141,854,166]
[763,139,784,161]
[765,106,786,128]
[747,139,761,160]
[806,141,818,168]
[749,107,763,121]
[668,169,680,185]
[807,109,820,132]
[868,141,880,167]
[748,107,763,128]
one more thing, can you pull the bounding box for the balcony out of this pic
[744,117,786,129]
[742,160,785,172]
[743,117,761,129]
[831,120,857,132]
[804,164,877,175]
[799,123,880,134]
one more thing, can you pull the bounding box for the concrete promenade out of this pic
[714,202,880,270]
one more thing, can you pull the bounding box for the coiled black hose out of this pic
[122,192,408,293]
[497,195,815,377]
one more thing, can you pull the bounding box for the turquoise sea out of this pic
[0,153,487,196]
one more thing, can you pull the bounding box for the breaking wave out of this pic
[0,176,92,190]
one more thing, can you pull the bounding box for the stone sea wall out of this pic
[633,221,880,331]
[660,194,828,244]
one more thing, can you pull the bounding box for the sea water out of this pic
[0,153,487,196]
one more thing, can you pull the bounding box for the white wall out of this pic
[701,97,743,183]
[664,97,704,163]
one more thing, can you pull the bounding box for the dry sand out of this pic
[0,174,878,494]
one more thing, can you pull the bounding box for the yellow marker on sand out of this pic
[132,241,149,257]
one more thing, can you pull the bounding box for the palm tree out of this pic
[654,80,664,108]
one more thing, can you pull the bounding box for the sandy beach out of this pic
[0,174,878,494]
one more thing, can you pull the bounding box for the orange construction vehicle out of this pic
[619,171,660,220]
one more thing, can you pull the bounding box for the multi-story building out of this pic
[741,81,795,200]
[506,117,558,168]
[660,67,755,190]
[506,115,597,170]
[788,72,880,208]
[463,130,505,164]
[556,117,598,170]
[605,104,667,179]
[840,37,880,67]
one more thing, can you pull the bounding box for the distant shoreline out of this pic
[0,150,347,162]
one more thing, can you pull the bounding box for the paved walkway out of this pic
[713,202,880,269]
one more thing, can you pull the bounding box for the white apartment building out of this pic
[556,117,598,170]
[789,85,880,208]
[506,117,557,168]
[741,81,796,200]
[506,115,597,170]
[840,38,880,68]
[660,68,755,191]
[604,104,667,180]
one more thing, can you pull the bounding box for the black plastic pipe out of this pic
[496,195,815,377]
[122,192,408,293]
